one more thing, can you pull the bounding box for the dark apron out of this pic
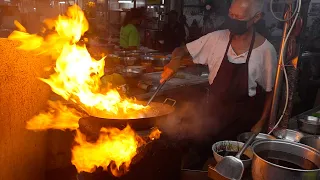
[190,31,266,167]
[206,31,267,140]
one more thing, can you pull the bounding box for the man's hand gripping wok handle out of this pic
[160,46,191,83]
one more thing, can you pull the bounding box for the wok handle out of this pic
[163,98,176,107]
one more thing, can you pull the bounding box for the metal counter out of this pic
[132,71,209,100]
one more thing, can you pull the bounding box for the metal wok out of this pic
[78,99,176,141]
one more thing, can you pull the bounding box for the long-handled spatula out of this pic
[146,79,168,106]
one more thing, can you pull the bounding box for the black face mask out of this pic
[225,17,251,35]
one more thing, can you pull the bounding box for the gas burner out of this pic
[76,139,182,180]
[75,114,181,180]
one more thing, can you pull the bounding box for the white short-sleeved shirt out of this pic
[186,30,277,97]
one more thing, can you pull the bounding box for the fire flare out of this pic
[9,4,160,176]
[149,128,162,140]
[26,101,83,131]
[9,5,147,119]
[72,126,145,176]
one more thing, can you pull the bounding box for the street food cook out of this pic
[161,0,277,165]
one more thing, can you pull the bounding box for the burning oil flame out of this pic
[149,128,162,140]
[27,101,83,131]
[72,126,144,176]
[9,5,160,176]
[10,5,147,117]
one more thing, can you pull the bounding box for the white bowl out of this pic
[212,140,253,168]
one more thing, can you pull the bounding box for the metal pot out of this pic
[237,132,276,144]
[298,117,320,135]
[120,57,138,66]
[300,136,320,150]
[153,56,170,67]
[121,66,145,78]
[273,129,304,142]
[252,140,320,180]
[212,140,253,169]
[114,50,128,57]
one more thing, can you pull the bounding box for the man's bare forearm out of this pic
[171,45,190,62]
[161,45,192,75]
[261,92,273,120]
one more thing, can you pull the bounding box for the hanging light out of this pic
[118,0,132,4]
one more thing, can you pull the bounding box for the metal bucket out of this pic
[252,140,320,180]
[212,141,253,169]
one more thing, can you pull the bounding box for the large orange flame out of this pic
[9,5,160,176]
[10,5,147,117]
[72,126,145,176]
[26,101,83,131]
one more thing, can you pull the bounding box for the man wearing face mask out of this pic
[161,0,277,145]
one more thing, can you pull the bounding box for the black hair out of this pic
[122,7,145,27]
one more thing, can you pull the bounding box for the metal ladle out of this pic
[208,117,268,180]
